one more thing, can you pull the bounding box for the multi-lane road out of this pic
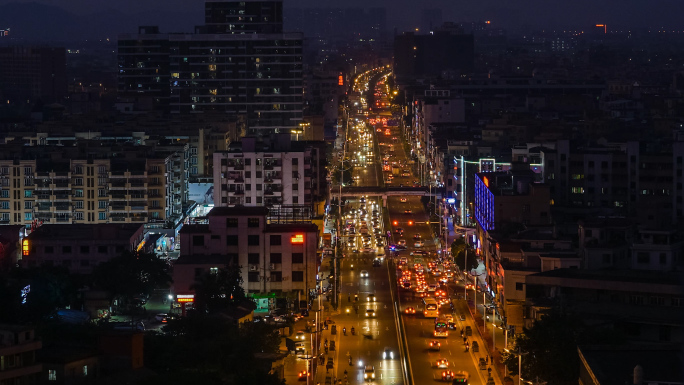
[314,67,500,385]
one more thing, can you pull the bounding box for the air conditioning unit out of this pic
[249,265,258,271]
[269,263,276,270]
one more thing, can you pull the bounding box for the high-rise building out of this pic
[204,0,283,34]
[394,24,474,83]
[0,46,67,105]
[118,0,303,137]
[420,9,442,33]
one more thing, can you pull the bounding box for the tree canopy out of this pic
[192,267,247,314]
[451,238,479,272]
[143,314,284,385]
[92,250,171,303]
[0,266,81,324]
[501,310,625,385]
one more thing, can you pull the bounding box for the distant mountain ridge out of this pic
[0,2,202,43]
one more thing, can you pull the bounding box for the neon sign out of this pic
[291,234,304,244]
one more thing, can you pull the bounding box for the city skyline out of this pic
[1,0,684,33]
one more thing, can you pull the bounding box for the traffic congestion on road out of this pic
[287,66,500,385]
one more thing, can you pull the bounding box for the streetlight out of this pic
[504,346,528,385]
[495,323,508,349]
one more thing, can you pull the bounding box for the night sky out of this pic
[1,0,682,31]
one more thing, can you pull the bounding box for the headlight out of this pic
[358,360,364,367]
[390,352,394,359]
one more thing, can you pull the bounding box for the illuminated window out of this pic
[209,89,218,95]
[291,234,304,244]
[171,72,180,79]
[208,64,217,71]
[571,187,585,194]
[22,239,29,256]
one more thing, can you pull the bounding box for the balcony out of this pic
[34,181,51,190]
[110,205,127,212]
[54,203,71,212]
[129,180,147,188]
[109,181,127,190]
[54,194,70,201]
[109,171,127,178]
[55,215,71,223]
[130,214,148,222]
[35,203,52,211]
[52,172,70,179]
[36,194,51,201]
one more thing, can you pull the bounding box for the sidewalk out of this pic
[468,299,507,385]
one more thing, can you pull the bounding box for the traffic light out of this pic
[408,220,414,226]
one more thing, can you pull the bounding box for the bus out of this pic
[423,297,439,318]
[434,316,449,337]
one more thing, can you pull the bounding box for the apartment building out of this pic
[0,144,183,227]
[118,1,303,136]
[172,206,318,311]
[0,325,42,384]
[213,134,322,208]
[0,113,237,180]
[541,140,684,229]
[20,224,144,273]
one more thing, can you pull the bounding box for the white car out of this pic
[397,239,406,246]
[364,365,376,381]
[382,347,394,359]
[360,270,369,278]
[414,240,424,248]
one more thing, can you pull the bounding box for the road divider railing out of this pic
[387,259,414,385]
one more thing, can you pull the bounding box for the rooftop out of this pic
[175,254,234,265]
[264,223,319,233]
[207,206,269,217]
[579,344,683,385]
[527,268,683,286]
[178,224,211,234]
[27,224,142,242]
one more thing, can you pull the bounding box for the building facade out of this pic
[213,135,323,208]
[20,224,144,274]
[0,325,42,385]
[0,145,188,227]
[118,1,303,136]
[172,207,318,311]
[0,46,67,105]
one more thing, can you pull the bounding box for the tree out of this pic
[0,266,81,323]
[451,238,478,272]
[142,314,285,385]
[501,310,626,385]
[192,267,246,314]
[92,251,171,305]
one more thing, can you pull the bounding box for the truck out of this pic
[392,166,400,175]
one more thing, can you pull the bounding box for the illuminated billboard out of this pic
[188,183,214,205]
